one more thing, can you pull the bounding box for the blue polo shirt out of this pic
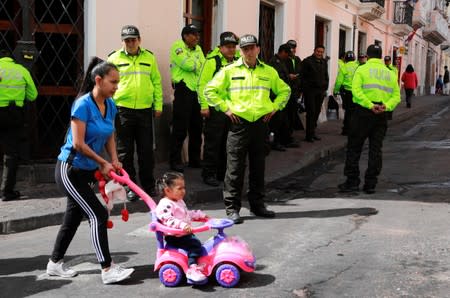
[58,93,118,170]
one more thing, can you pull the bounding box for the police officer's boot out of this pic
[1,155,20,201]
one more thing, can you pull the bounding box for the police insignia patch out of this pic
[175,48,183,55]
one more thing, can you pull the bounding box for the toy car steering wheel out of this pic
[207,218,234,229]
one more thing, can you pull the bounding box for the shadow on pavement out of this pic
[0,275,72,298]
[241,207,378,221]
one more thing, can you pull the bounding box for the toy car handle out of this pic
[149,221,210,235]
[109,169,157,211]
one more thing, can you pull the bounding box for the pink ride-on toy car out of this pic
[106,169,256,287]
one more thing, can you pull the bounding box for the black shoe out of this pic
[363,185,376,194]
[338,182,359,193]
[203,176,220,187]
[312,135,321,141]
[341,130,348,136]
[271,143,286,151]
[285,141,300,148]
[406,103,411,108]
[126,190,140,202]
[250,206,275,218]
[304,137,314,143]
[170,163,184,173]
[2,190,21,201]
[228,212,243,224]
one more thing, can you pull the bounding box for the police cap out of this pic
[182,24,200,36]
[239,34,258,48]
[366,44,382,59]
[344,51,355,61]
[121,25,140,40]
[286,39,297,48]
[220,31,238,46]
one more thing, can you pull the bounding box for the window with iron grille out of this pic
[0,0,84,160]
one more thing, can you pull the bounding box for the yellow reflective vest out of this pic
[334,60,359,93]
[0,57,37,107]
[170,40,205,92]
[204,58,291,122]
[107,48,163,111]
[197,47,239,110]
[352,58,400,111]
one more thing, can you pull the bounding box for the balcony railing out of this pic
[412,0,427,28]
[393,1,413,27]
[423,10,449,45]
[360,0,385,7]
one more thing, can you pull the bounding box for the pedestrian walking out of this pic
[155,172,210,283]
[401,64,418,108]
[0,49,37,201]
[204,34,291,224]
[443,66,449,95]
[333,51,358,135]
[300,45,329,142]
[338,44,400,194]
[197,31,239,187]
[107,25,163,200]
[169,24,205,173]
[436,74,444,95]
[47,58,135,284]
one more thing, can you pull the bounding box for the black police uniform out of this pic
[300,54,329,141]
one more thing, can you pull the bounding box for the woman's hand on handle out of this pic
[99,161,115,180]
[111,160,122,171]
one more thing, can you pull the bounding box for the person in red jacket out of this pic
[401,64,418,108]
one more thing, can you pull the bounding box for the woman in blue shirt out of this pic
[46,57,134,284]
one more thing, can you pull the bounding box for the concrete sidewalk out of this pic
[0,95,443,234]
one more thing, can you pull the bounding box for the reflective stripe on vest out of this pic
[362,84,393,93]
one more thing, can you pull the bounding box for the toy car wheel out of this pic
[159,263,183,287]
[215,263,240,288]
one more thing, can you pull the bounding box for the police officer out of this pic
[338,44,400,194]
[198,31,239,187]
[285,39,304,132]
[384,56,398,76]
[108,25,163,199]
[169,24,205,173]
[383,56,397,121]
[268,43,292,151]
[204,34,291,224]
[333,51,358,135]
[0,49,37,201]
[300,45,329,142]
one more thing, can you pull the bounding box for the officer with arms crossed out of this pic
[108,25,163,200]
[0,49,37,201]
[169,24,205,173]
[338,44,400,194]
[198,31,239,187]
[204,34,291,224]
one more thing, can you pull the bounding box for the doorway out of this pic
[259,2,275,63]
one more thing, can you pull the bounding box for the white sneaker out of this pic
[46,259,78,278]
[102,263,135,284]
[186,264,207,282]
